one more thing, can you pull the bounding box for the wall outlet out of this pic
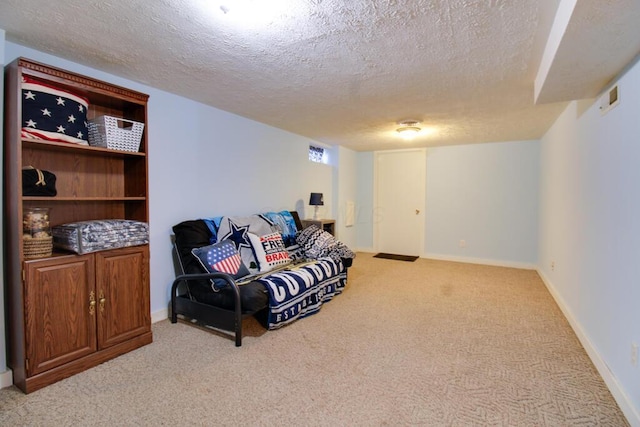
[551,261,555,271]
[459,240,466,248]
[632,343,638,366]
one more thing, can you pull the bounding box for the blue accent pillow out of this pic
[261,211,298,247]
[191,240,250,290]
[202,216,223,244]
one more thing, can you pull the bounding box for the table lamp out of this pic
[309,192,324,220]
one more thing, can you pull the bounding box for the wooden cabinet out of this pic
[24,255,96,377]
[95,247,150,349]
[3,58,152,393]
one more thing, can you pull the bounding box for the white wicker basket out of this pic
[88,116,144,152]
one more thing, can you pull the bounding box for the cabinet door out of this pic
[95,246,150,349]
[24,256,96,376]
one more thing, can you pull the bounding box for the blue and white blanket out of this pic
[256,257,347,329]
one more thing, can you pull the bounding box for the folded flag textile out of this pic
[21,76,89,145]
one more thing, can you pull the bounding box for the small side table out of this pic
[301,219,335,236]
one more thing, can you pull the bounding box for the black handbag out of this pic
[22,166,57,196]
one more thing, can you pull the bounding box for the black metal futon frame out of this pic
[170,241,266,347]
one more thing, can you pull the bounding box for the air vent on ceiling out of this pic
[599,84,619,115]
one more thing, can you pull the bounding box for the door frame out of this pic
[373,148,426,256]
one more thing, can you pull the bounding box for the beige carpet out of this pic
[0,253,628,426]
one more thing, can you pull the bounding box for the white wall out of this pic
[355,141,540,267]
[144,89,335,311]
[538,56,640,424]
[334,146,358,248]
[1,42,336,384]
[425,141,539,267]
[355,152,374,251]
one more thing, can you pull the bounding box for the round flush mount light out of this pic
[216,0,294,26]
[396,120,421,140]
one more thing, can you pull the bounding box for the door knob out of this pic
[415,209,420,215]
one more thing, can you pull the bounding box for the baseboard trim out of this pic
[537,269,640,427]
[355,247,375,254]
[423,253,537,270]
[0,369,13,389]
[359,250,536,270]
[151,307,168,324]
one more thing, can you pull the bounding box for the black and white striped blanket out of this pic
[256,257,347,329]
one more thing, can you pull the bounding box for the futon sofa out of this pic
[170,210,354,345]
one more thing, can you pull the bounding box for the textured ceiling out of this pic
[0,0,638,151]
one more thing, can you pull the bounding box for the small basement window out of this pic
[309,145,328,164]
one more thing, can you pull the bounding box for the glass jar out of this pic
[23,207,51,239]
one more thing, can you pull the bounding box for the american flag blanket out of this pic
[256,257,347,329]
[21,75,89,145]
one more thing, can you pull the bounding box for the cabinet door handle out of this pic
[89,291,96,316]
[99,292,106,313]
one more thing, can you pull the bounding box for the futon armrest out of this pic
[171,272,241,318]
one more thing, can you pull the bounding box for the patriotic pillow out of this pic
[216,215,278,273]
[191,240,250,290]
[248,232,292,273]
[21,76,89,145]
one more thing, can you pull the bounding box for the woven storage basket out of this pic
[24,236,53,259]
[88,116,144,152]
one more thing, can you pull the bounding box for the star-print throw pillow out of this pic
[216,215,277,274]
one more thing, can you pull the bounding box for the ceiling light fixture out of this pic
[396,120,421,141]
[216,0,292,25]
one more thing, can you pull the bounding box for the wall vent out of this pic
[599,84,619,115]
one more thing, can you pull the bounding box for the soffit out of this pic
[535,0,640,104]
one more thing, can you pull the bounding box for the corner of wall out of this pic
[151,308,168,324]
[0,369,13,389]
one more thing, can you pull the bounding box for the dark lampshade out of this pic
[309,192,324,206]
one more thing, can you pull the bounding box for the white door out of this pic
[374,149,426,256]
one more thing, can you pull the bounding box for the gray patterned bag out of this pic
[52,219,149,254]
